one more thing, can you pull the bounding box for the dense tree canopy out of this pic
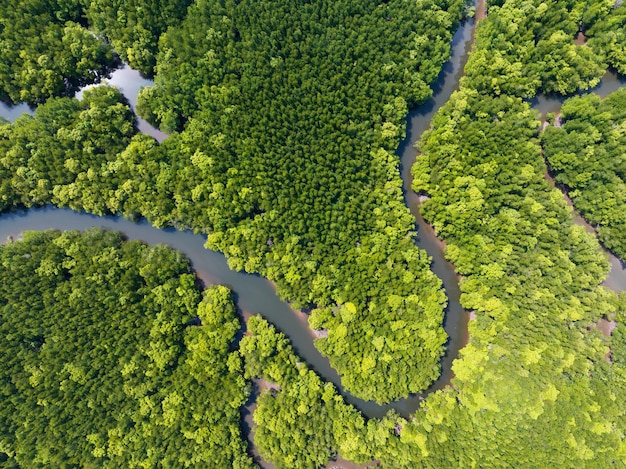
[2,0,626,466]
[461,0,606,96]
[85,0,194,75]
[0,230,252,467]
[0,86,136,213]
[383,0,626,465]
[240,315,373,469]
[587,4,626,75]
[0,0,116,104]
[132,0,467,402]
[1,0,468,403]
[542,88,626,260]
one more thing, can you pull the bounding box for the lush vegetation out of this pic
[0,0,195,104]
[379,0,626,466]
[239,315,391,469]
[542,88,626,260]
[3,0,626,466]
[0,229,252,467]
[1,0,468,404]
[0,86,136,213]
[85,0,194,75]
[461,0,606,96]
[133,0,467,403]
[0,0,117,104]
[587,4,626,75]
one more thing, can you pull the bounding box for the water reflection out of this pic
[0,101,33,122]
[75,64,167,142]
[532,70,626,118]
[0,15,484,420]
[0,63,167,142]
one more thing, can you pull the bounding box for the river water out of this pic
[1,11,625,469]
[1,64,167,142]
[0,15,477,421]
[1,6,623,423]
[0,101,32,122]
[533,71,626,293]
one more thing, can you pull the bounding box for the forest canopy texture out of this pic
[134,0,469,403]
[542,88,626,261]
[0,0,469,404]
[0,230,252,467]
[1,0,626,467]
[0,0,191,104]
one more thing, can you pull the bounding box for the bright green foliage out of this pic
[0,230,252,467]
[240,316,371,469]
[0,0,466,403]
[461,0,606,96]
[542,88,626,260]
[85,0,193,75]
[611,294,626,364]
[405,88,625,467]
[0,86,136,213]
[0,0,116,104]
[587,5,626,75]
[371,0,626,465]
[131,0,464,403]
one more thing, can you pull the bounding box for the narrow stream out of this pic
[533,71,626,292]
[0,101,32,122]
[3,10,625,468]
[1,64,167,142]
[75,64,168,142]
[3,0,621,427]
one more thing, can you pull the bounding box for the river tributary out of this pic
[533,71,626,293]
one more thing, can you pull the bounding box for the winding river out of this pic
[0,5,624,432]
[0,17,477,421]
[533,71,626,293]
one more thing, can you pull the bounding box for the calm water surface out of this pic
[0,18,475,420]
[0,17,475,419]
[1,18,623,422]
[0,101,33,121]
[1,65,167,142]
[532,70,626,116]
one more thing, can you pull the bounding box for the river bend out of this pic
[0,18,474,418]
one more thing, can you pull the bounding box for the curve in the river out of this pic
[533,71,626,292]
[0,18,478,420]
[75,64,168,142]
[1,64,167,142]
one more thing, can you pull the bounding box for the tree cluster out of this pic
[587,4,626,75]
[0,0,117,105]
[379,0,626,466]
[461,0,606,96]
[132,0,466,403]
[85,0,194,75]
[240,315,377,469]
[0,229,252,467]
[0,86,136,213]
[542,88,626,260]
